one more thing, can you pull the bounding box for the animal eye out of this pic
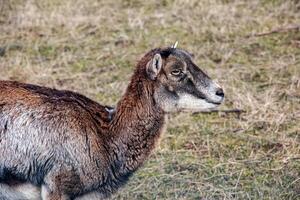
[171,69,182,76]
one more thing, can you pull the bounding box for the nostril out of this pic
[215,88,224,98]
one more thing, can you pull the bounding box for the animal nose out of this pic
[215,88,224,98]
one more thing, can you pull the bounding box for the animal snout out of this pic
[212,86,224,104]
[215,87,224,98]
[206,84,224,105]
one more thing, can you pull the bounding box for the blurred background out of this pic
[0,0,300,199]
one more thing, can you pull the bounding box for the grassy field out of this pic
[1,0,300,199]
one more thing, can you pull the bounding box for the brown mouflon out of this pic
[0,47,224,200]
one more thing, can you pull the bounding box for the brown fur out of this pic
[0,49,165,199]
[0,47,223,200]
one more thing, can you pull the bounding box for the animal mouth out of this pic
[191,91,223,106]
[206,100,222,105]
[194,94,223,106]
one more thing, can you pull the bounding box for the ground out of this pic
[0,0,300,199]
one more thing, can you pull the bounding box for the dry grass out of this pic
[1,0,300,199]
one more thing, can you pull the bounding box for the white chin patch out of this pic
[177,94,219,112]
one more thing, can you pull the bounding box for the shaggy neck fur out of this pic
[108,51,165,183]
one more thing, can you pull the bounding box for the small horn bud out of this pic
[171,41,178,49]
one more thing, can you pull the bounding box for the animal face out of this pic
[147,48,224,112]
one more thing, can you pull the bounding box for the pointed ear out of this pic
[146,53,162,80]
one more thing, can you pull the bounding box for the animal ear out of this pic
[146,53,162,80]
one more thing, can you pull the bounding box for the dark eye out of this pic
[171,69,182,76]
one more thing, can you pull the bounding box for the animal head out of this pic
[145,45,224,112]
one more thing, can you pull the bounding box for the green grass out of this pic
[1,0,300,199]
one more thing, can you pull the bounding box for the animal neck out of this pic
[108,66,165,177]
